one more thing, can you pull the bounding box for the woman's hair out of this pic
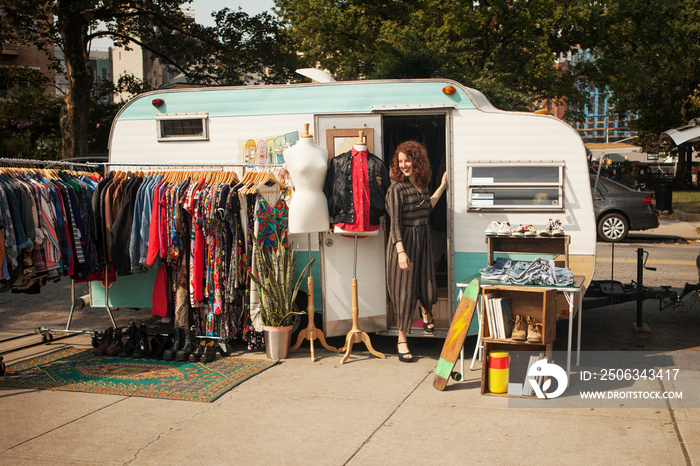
[390,140,432,186]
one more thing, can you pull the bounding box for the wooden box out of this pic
[481,286,557,344]
[485,235,570,268]
[480,340,553,396]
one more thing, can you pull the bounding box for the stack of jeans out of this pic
[480,257,574,286]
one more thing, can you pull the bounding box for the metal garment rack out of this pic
[0,157,105,350]
[92,161,286,345]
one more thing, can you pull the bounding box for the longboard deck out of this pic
[433,279,480,391]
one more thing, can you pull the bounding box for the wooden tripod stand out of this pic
[338,234,385,364]
[290,233,338,360]
[290,274,339,360]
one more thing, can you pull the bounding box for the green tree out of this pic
[588,0,700,186]
[275,0,602,111]
[0,1,293,160]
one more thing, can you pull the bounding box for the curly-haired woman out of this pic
[385,140,447,362]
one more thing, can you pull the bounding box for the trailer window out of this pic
[157,113,209,141]
[467,163,565,211]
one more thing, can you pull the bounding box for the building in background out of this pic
[55,48,111,103]
[567,49,635,145]
[111,10,196,102]
[0,26,55,97]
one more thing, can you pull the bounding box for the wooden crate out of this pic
[485,235,570,268]
[480,340,553,397]
[481,286,557,344]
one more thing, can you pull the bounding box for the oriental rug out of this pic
[0,347,277,403]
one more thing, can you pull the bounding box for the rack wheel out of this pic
[0,357,5,377]
[42,333,49,342]
[47,333,54,341]
[218,342,231,356]
[451,371,462,381]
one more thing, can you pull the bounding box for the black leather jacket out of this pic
[323,151,390,225]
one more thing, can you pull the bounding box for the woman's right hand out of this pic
[399,252,410,271]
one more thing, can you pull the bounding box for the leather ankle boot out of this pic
[117,323,138,357]
[176,327,195,362]
[152,335,173,360]
[131,324,150,359]
[200,340,216,364]
[105,328,124,357]
[94,327,114,356]
[188,339,205,362]
[162,327,183,361]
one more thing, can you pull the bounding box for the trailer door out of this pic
[316,115,387,337]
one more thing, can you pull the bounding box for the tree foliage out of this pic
[0,0,294,159]
[274,0,603,111]
[587,0,700,186]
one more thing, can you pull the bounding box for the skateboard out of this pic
[433,278,480,391]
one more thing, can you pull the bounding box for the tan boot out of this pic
[526,316,542,343]
[511,315,527,341]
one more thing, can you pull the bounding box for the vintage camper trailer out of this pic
[103,78,596,339]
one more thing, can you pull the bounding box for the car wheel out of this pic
[598,213,629,242]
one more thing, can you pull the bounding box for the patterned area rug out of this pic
[0,348,277,402]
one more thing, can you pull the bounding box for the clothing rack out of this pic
[0,157,109,350]
[96,161,287,349]
[0,157,98,169]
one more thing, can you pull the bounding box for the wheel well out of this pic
[597,209,630,225]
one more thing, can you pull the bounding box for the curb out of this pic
[672,210,700,221]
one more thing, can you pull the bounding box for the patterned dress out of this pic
[385,181,437,333]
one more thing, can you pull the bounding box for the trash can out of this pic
[654,183,673,212]
[488,351,510,393]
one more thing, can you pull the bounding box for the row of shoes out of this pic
[484,218,565,237]
[510,315,542,343]
[92,324,218,364]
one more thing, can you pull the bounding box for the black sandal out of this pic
[422,310,435,333]
[397,342,415,363]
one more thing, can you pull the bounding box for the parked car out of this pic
[590,175,660,242]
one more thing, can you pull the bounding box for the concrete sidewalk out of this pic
[2,307,699,465]
[628,214,700,242]
[1,218,700,465]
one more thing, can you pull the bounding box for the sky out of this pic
[90,0,276,50]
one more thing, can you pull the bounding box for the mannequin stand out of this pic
[290,274,339,360]
[338,234,385,364]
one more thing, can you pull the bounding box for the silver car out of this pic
[591,175,660,242]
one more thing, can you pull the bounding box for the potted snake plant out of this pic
[249,232,315,359]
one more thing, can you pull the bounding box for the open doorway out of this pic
[382,113,450,332]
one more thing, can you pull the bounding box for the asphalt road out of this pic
[593,241,700,288]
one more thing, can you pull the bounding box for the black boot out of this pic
[162,327,183,361]
[200,340,216,364]
[117,323,139,358]
[131,324,150,359]
[94,327,114,356]
[105,328,124,357]
[176,327,195,362]
[188,339,205,362]
[152,335,172,360]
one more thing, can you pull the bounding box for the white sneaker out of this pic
[496,222,512,236]
[523,225,537,236]
[539,218,555,236]
[484,221,501,235]
[552,219,565,236]
[512,224,526,236]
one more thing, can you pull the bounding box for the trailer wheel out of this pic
[598,213,628,242]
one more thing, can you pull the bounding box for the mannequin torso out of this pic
[284,137,330,233]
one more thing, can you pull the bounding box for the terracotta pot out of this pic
[263,325,293,359]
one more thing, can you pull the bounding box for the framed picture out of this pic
[325,128,375,158]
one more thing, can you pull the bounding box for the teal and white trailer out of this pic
[106,78,596,337]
